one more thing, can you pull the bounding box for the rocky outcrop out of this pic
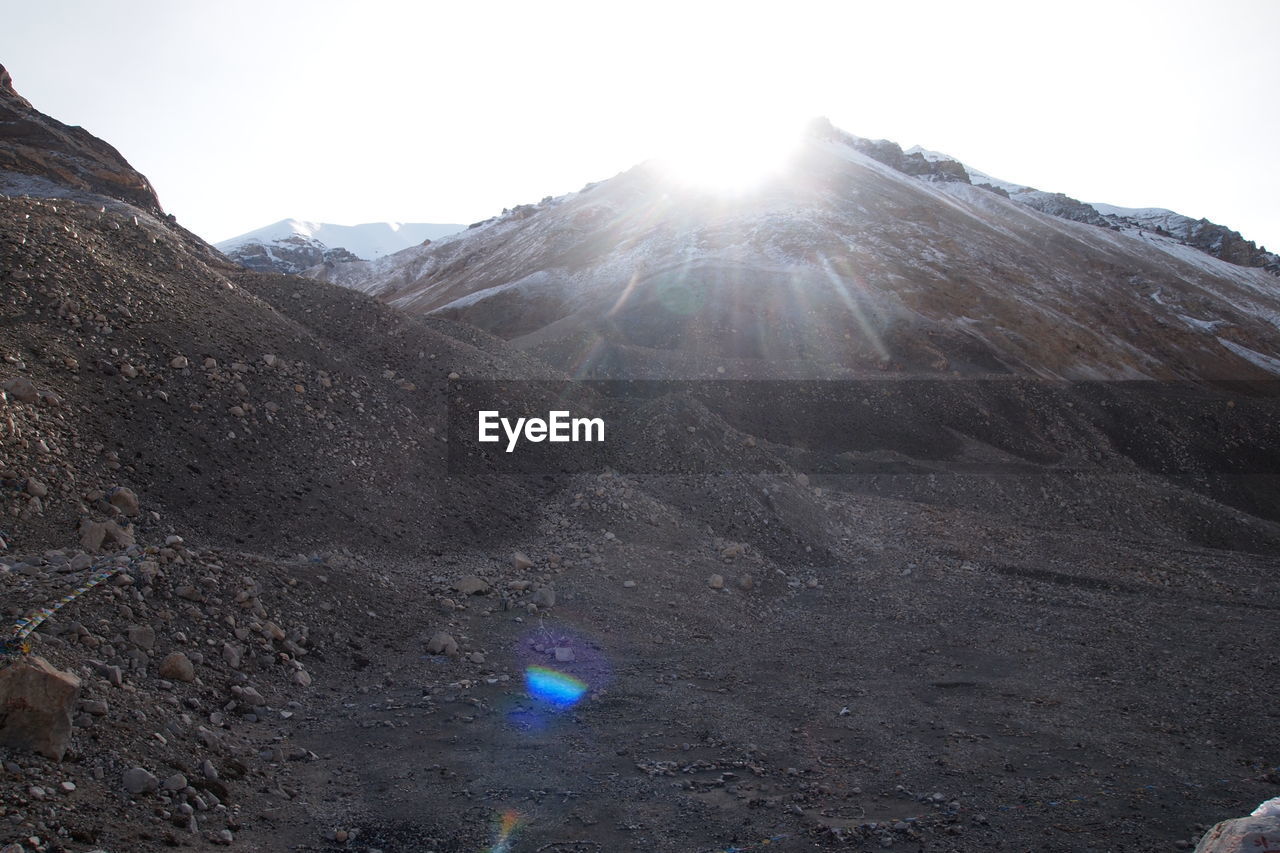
[0,655,81,761]
[807,120,971,184]
[0,64,162,213]
[1015,190,1114,227]
[221,234,363,274]
[1099,208,1279,272]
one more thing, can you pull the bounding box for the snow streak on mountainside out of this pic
[216,219,464,274]
[309,119,1280,381]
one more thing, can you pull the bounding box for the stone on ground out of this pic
[0,655,81,761]
[122,767,159,795]
[158,651,195,682]
[426,632,458,656]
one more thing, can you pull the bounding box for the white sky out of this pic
[3,0,1278,251]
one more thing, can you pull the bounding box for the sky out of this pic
[3,0,1278,250]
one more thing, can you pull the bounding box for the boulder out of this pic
[426,632,459,656]
[1195,815,1280,852]
[127,624,156,650]
[79,519,134,553]
[0,655,81,761]
[158,652,195,682]
[122,767,159,795]
[531,585,556,608]
[109,486,140,517]
[1,377,38,404]
[452,575,490,596]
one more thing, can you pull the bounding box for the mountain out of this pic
[216,218,464,274]
[309,117,1280,382]
[2,64,1278,853]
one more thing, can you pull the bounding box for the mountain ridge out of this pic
[215,218,465,274]
[308,118,1280,382]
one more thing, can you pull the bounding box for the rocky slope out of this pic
[309,118,1280,383]
[215,220,463,275]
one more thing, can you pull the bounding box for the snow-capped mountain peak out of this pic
[215,218,464,274]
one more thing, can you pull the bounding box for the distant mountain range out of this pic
[215,219,464,274]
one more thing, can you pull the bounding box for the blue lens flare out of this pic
[525,665,588,707]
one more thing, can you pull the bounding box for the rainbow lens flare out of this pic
[487,809,522,852]
[525,665,588,707]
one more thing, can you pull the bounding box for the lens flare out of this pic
[525,665,588,707]
[487,808,522,852]
[656,115,806,194]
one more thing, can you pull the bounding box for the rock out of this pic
[0,655,81,760]
[24,478,47,498]
[233,685,266,705]
[109,486,140,517]
[175,584,204,602]
[68,551,92,571]
[720,542,745,560]
[162,772,187,791]
[127,624,156,650]
[169,356,189,369]
[200,759,218,780]
[512,551,534,570]
[452,575,490,596]
[738,575,755,591]
[426,632,459,656]
[1,376,38,403]
[1195,815,1280,852]
[122,766,159,795]
[158,652,195,683]
[623,579,637,588]
[708,574,725,590]
[79,698,109,716]
[92,661,123,687]
[291,670,312,687]
[79,520,106,552]
[78,519,133,553]
[532,585,556,608]
[554,647,575,662]
[221,642,243,669]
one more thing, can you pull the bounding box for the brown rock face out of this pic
[0,655,81,761]
[0,63,162,212]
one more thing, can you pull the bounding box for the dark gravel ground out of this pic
[245,478,1279,853]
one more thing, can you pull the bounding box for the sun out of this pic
[655,115,806,194]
